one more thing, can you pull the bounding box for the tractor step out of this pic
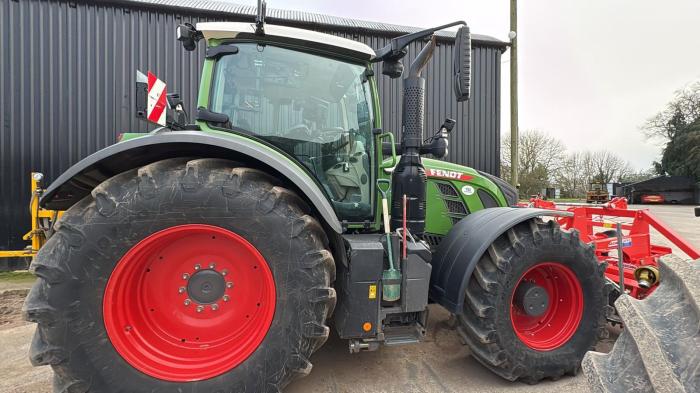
[383,323,426,346]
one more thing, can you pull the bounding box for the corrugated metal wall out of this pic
[0,0,503,252]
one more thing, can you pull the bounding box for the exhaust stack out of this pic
[390,37,437,235]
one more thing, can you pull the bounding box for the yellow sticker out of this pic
[368,284,377,299]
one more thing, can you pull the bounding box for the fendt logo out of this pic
[426,168,473,181]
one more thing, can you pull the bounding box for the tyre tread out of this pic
[25,158,336,392]
[458,218,607,383]
[582,255,700,393]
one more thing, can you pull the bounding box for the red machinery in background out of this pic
[641,194,665,204]
[524,197,700,299]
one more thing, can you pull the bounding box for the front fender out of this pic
[429,207,572,313]
[40,131,343,233]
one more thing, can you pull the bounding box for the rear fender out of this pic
[429,207,572,313]
[40,131,343,233]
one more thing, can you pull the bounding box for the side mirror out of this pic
[420,137,449,159]
[177,23,201,51]
[382,60,404,79]
[453,25,471,102]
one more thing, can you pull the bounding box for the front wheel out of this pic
[456,219,608,383]
[23,158,336,392]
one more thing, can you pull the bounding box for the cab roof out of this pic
[197,22,376,62]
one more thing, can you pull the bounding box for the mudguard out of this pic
[429,207,572,313]
[40,131,343,233]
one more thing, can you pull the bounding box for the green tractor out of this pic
[24,3,607,391]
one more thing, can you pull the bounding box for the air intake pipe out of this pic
[390,36,437,235]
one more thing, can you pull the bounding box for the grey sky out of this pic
[247,0,700,170]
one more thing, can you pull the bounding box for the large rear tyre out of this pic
[456,219,608,383]
[583,255,700,393]
[23,158,336,392]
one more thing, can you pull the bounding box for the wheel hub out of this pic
[514,281,549,316]
[186,268,227,305]
[510,262,584,351]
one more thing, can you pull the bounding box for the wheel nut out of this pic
[182,273,190,280]
[178,287,186,294]
[211,304,219,311]
[209,262,216,269]
[226,282,233,288]
[184,299,191,306]
[196,305,204,313]
[221,269,228,276]
[194,264,201,271]
[223,295,230,302]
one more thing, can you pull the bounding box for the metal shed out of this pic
[0,0,507,257]
[619,176,698,204]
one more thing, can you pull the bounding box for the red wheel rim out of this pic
[103,224,276,382]
[510,262,583,351]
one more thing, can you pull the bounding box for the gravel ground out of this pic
[634,204,700,257]
[0,290,29,330]
[0,204,697,393]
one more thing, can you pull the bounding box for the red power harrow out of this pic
[522,197,700,299]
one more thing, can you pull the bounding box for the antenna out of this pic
[255,0,267,35]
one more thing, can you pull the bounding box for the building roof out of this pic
[197,22,376,60]
[116,0,508,48]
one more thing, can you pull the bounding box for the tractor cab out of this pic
[196,22,378,221]
[171,16,475,233]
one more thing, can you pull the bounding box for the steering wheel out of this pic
[286,124,314,140]
[284,126,354,156]
[317,128,355,154]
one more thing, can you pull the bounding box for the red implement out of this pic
[523,197,699,299]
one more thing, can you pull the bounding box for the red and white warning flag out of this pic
[147,71,167,126]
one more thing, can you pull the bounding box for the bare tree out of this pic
[619,168,656,184]
[643,81,700,141]
[502,130,635,199]
[502,129,565,196]
[555,150,634,198]
[579,151,596,191]
[643,80,700,180]
[590,150,633,184]
[555,151,587,198]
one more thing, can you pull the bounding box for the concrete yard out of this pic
[1,204,697,393]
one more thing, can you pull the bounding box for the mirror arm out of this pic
[373,20,466,62]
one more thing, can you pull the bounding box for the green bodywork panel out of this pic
[379,157,507,237]
[118,133,148,142]
[120,38,507,236]
[422,158,507,236]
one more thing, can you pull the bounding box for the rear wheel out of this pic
[456,219,607,383]
[23,158,336,392]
